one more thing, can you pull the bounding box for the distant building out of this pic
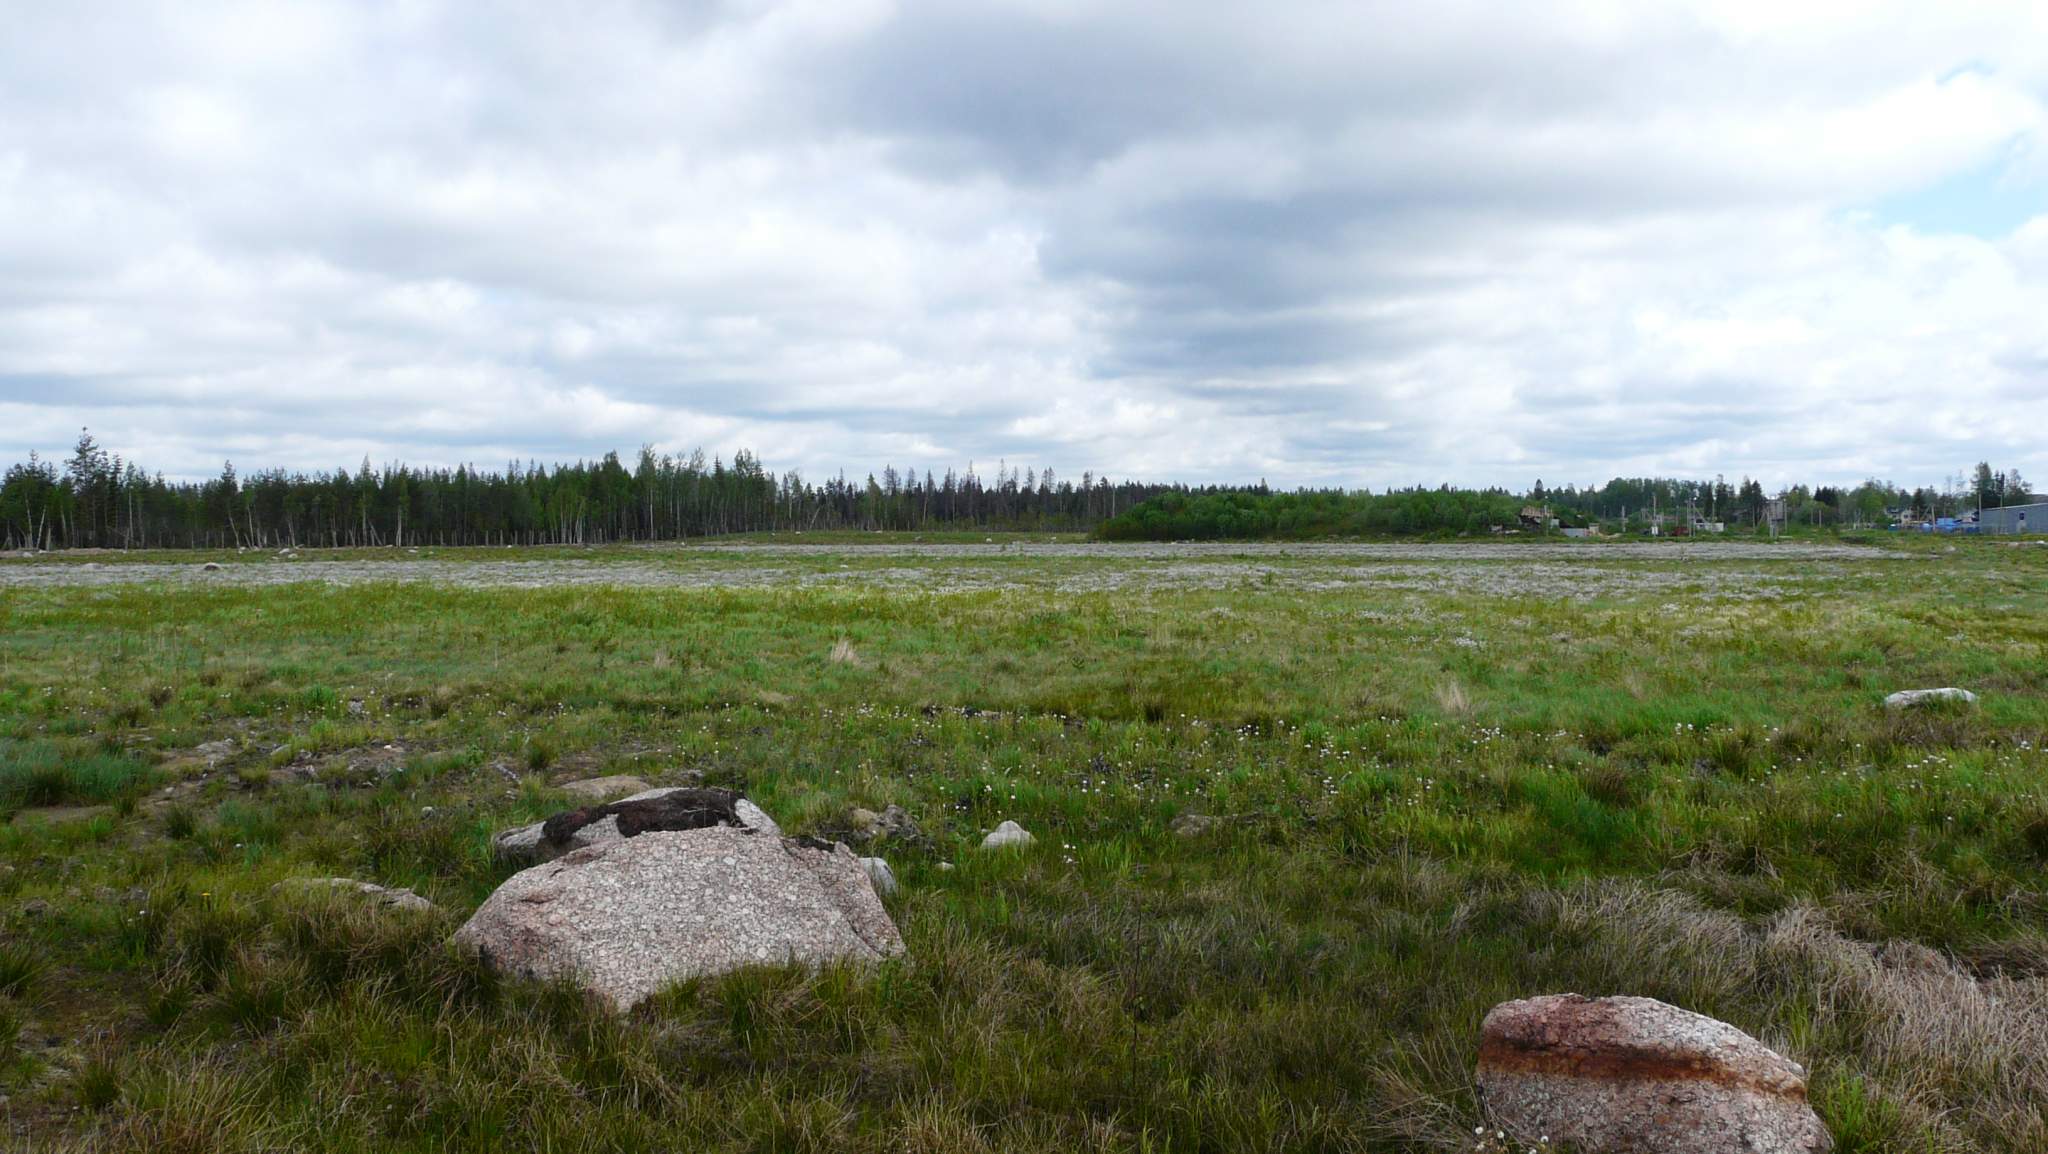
[1977,501,2046,534]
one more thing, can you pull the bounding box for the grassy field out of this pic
[1,536,2045,1152]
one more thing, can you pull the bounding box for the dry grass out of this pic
[1768,908,2048,1151]
[1432,678,1470,716]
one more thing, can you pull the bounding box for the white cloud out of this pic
[1,0,2044,489]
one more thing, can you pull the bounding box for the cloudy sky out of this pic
[4,1,2045,490]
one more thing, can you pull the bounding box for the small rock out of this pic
[201,562,223,572]
[279,877,436,913]
[193,739,236,760]
[861,856,898,897]
[1884,687,1977,709]
[734,798,781,837]
[981,820,1035,849]
[936,861,954,871]
[1170,812,1218,837]
[849,803,924,844]
[1476,993,1831,1154]
[555,775,655,804]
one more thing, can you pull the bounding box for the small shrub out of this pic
[0,940,42,996]
[208,948,307,1034]
[2019,812,2048,864]
[1582,765,1644,808]
[72,1047,124,1111]
[524,737,556,772]
[163,803,199,840]
[0,740,151,811]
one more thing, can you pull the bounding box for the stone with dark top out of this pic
[493,786,778,863]
[454,825,903,1010]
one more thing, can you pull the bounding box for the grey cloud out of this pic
[2,1,2045,490]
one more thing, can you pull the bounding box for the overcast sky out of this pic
[4,1,2044,491]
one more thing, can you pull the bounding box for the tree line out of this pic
[3,430,2033,550]
[1,431,1170,550]
[1098,464,2038,542]
[1096,487,1529,540]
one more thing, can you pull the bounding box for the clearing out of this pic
[1,536,2044,1152]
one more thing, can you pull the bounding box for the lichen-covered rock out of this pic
[454,826,903,1010]
[1884,687,1977,709]
[492,786,778,862]
[1476,994,1831,1154]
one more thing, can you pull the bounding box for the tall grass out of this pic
[0,738,151,815]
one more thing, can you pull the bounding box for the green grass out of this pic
[0,536,2044,1151]
[0,739,152,817]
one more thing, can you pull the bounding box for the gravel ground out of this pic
[0,541,1905,599]
[681,540,1891,561]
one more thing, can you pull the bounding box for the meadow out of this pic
[1,536,2045,1152]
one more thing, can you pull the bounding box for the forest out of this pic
[0,433,1170,550]
[0,431,2033,549]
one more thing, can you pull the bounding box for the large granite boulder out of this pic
[1476,994,1831,1154]
[492,786,779,863]
[454,826,903,1009]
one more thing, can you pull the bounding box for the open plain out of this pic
[2,535,2046,1152]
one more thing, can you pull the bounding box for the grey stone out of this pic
[454,826,904,1010]
[555,775,655,803]
[1884,687,1977,709]
[193,739,237,760]
[201,562,222,572]
[279,877,436,913]
[981,820,1035,849]
[734,798,781,837]
[1170,812,1218,837]
[861,856,898,897]
[1477,993,1831,1154]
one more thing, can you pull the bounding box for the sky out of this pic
[2,1,2045,492]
